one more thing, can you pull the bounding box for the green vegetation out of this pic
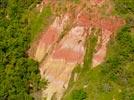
[63,34,98,100]
[63,0,134,100]
[30,5,52,40]
[114,0,134,16]
[72,0,80,4]
[0,0,52,99]
[71,89,87,100]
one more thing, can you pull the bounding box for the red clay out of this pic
[92,17,124,32]
[101,17,124,32]
[94,46,106,61]
[94,55,104,62]
[77,13,91,27]
[90,0,105,5]
[40,27,58,46]
[95,0,104,4]
[52,47,83,63]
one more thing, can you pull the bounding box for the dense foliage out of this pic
[0,0,49,99]
[114,0,134,15]
[71,89,87,100]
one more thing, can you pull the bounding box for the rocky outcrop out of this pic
[28,0,124,99]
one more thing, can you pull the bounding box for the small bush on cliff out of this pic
[71,89,87,100]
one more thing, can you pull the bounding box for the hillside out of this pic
[0,0,134,100]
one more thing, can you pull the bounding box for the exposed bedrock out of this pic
[33,14,70,62]
[40,13,89,100]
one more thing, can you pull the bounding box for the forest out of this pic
[0,0,50,99]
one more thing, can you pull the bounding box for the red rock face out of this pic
[52,29,85,63]
[39,27,58,46]
[38,11,89,99]
[92,17,124,32]
[90,0,105,5]
[101,17,125,32]
[33,14,70,62]
[92,18,124,67]
[95,0,104,4]
[77,12,91,28]
[91,16,124,67]
[52,47,83,63]
[51,13,90,64]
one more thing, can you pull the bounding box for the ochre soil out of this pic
[28,0,125,100]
